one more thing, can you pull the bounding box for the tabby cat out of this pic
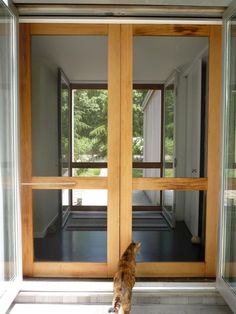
[108,241,141,314]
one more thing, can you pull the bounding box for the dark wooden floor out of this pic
[34,219,204,262]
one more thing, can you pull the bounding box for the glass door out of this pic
[217,1,236,311]
[163,76,177,228]
[0,0,22,312]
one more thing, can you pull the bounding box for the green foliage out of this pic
[73,89,108,161]
[133,90,147,160]
[72,89,147,164]
[75,168,101,176]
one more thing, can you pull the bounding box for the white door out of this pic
[217,1,236,312]
[0,1,22,312]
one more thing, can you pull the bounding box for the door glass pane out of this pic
[33,190,107,262]
[31,36,108,177]
[72,88,108,177]
[0,0,20,303]
[132,190,206,262]
[222,15,236,293]
[133,36,209,178]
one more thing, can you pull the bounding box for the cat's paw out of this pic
[108,307,115,313]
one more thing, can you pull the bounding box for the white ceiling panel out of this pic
[32,35,208,83]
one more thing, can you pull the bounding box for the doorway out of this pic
[20,23,222,278]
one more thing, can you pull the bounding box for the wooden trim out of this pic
[133,24,210,36]
[120,25,133,256]
[21,187,34,277]
[107,24,121,276]
[71,83,107,89]
[133,178,208,190]
[20,24,32,182]
[33,262,107,277]
[136,262,205,277]
[20,24,34,277]
[70,161,167,169]
[133,162,162,169]
[30,23,108,35]
[22,176,108,189]
[71,162,107,169]
[205,25,222,277]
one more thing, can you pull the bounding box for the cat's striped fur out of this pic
[108,242,141,314]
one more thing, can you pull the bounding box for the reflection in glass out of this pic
[132,190,206,262]
[222,18,236,293]
[33,189,107,262]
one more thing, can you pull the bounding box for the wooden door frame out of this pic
[120,24,222,277]
[20,23,121,277]
[20,23,222,278]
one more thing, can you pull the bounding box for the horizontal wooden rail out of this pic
[21,177,208,190]
[30,23,108,35]
[133,177,208,190]
[133,24,210,36]
[136,262,205,277]
[22,176,107,189]
[33,262,107,277]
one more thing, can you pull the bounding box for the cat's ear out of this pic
[135,242,141,253]
[136,242,141,249]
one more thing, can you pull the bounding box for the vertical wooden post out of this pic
[205,25,222,276]
[107,25,121,276]
[120,25,133,255]
[19,24,34,276]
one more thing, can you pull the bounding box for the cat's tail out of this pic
[108,296,121,313]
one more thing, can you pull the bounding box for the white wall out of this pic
[32,56,59,237]
[174,55,207,236]
[143,90,161,205]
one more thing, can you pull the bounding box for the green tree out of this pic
[133,89,147,160]
[73,89,108,161]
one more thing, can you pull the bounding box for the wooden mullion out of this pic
[120,25,133,256]
[107,24,121,276]
[205,25,222,277]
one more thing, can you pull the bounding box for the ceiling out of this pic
[13,0,231,6]
[32,35,208,83]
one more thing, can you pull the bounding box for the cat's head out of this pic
[132,241,141,255]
